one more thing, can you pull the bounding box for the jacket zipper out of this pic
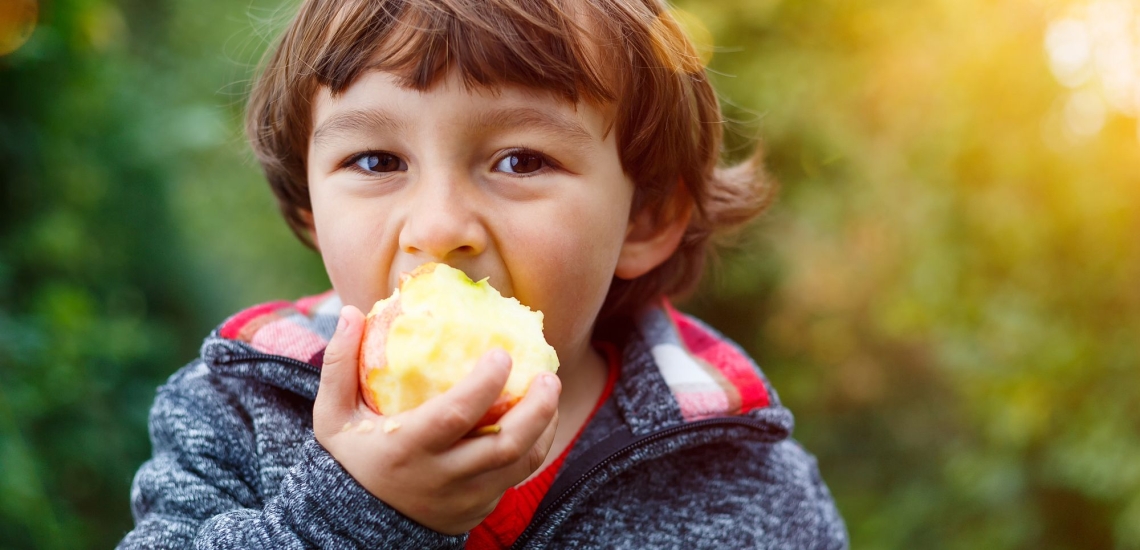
[213,351,321,373]
[510,416,777,549]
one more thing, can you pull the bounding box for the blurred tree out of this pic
[0,0,324,547]
[678,0,1140,548]
[1,0,1137,548]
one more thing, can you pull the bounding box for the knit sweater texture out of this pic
[118,292,848,549]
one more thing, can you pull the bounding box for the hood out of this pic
[199,291,786,435]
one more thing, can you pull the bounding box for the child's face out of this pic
[305,69,635,362]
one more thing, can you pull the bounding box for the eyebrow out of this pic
[311,105,596,150]
[312,108,408,149]
[469,107,596,149]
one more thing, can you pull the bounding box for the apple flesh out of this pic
[358,263,559,427]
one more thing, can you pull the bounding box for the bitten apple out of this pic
[358,263,560,427]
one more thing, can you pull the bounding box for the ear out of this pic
[615,182,693,280]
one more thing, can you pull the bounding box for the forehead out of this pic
[310,69,614,150]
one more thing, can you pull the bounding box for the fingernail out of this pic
[489,349,510,369]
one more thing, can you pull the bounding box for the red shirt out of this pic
[465,344,620,549]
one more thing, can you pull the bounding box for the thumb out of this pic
[313,305,366,436]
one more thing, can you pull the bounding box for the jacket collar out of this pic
[199,291,783,435]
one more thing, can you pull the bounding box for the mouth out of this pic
[390,262,514,300]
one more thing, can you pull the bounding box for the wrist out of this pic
[302,438,469,548]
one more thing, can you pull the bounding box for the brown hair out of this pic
[246,0,774,320]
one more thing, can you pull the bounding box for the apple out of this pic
[358,263,559,427]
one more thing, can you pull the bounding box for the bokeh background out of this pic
[2,0,1138,548]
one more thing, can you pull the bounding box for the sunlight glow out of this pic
[1045,0,1140,140]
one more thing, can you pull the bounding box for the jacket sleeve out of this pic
[117,369,466,550]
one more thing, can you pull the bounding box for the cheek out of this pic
[311,193,395,311]
[509,190,631,351]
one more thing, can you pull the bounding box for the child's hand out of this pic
[312,305,562,535]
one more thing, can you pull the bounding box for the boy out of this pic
[119,0,847,547]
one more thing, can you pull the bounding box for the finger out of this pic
[404,349,512,452]
[451,372,561,476]
[508,394,560,481]
[313,305,366,438]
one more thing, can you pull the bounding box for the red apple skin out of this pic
[358,296,401,416]
[473,395,520,428]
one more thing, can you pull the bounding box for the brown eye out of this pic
[354,153,405,173]
[496,151,546,174]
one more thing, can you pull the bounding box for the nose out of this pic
[398,171,488,261]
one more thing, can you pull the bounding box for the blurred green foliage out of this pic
[1,0,1137,548]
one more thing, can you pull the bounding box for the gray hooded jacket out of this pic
[118,292,847,549]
